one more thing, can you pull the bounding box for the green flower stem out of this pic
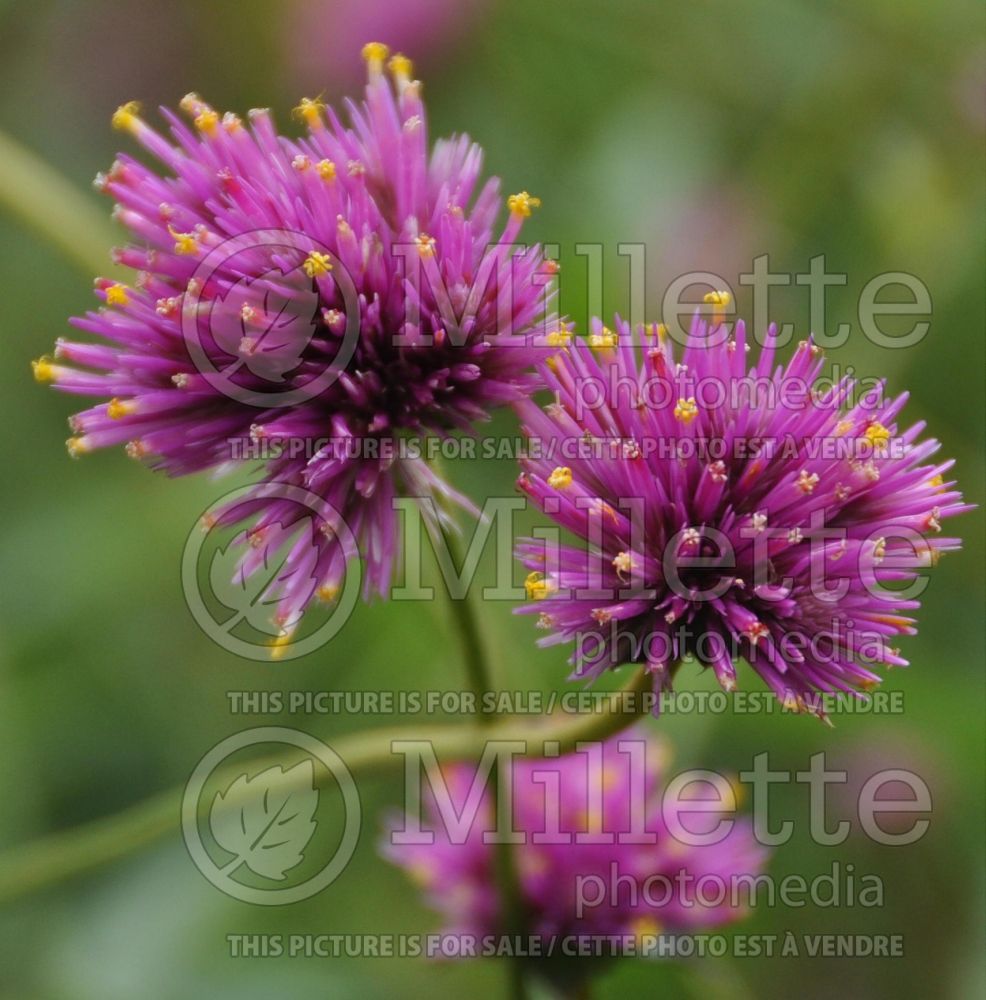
[438,519,497,714]
[0,129,120,278]
[0,669,651,904]
[434,516,530,999]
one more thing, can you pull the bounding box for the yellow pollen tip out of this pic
[31,356,56,383]
[589,327,618,351]
[292,97,325,126]
[388,53,413,78]
[168,226,198,255]
[104,283,130,306]
[269,630,294,661]
[507,191,541,218]
[107,397,137,420]
[66,436,89,458]
[316,585,339,603]
[674,397,699,423]
[316,159,336,180]
[111,101,141,132]
[546,329,571,348]
[524,571,555,601]
[415,233,436,257]
[194,109,219,134]
[703,289,732,326]
[361,41,390,65]
[864,421,891,446]
[302,251,333,278]
[547,466,573,489]
[929,474,944,488]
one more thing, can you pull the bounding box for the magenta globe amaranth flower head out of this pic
[33,43,553,649]
[384,732,764,967]
[516,310,968,717]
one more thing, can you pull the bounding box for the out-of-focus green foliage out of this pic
[0,1,982,997]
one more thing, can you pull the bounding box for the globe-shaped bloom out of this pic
[515,312,968,716]
[384,733,764,955]
[33,44,553,647]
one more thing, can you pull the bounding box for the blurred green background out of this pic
[1,0,983,997]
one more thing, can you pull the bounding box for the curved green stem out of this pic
[438,518,496,713]
[435,510,528,999]
[0,669,651,904]
[0,128,120,278]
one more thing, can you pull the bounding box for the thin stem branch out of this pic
[0,670,652,904]
[0,129,121,278]
[433,510,529,999]
[437,517,496,713]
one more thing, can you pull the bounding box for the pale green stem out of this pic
[0,128,120,277]
[438,520,496,713]
[434,514,529,999]
[0,670,652,904]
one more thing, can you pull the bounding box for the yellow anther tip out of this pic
[194,109,219,134]
[107,397,136,420]
[864,421,891,445]
[507,191,541,218]
[388,53,413,78]
[703,289,732,306]
[303,251,333,278]
[111,101,141,131]
[269,631,294,661]
[32,356,56,383]
[168,226,198,256]
[104,283,130,306]
[66,436,89,458]
[547,466,573,489]
[316,159,336,180]
[524,571,555,601]
[292,96,325,125]
[362,41,390,63]
[589,328,618,351]
[674,397,699,424]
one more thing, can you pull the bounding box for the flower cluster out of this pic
[516,313,968,716]
[33,43,553,647]
[384,733,765,951]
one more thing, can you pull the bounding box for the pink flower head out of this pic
[35,43,554,647]
[384,732,765,965]
[516,313,968,718]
